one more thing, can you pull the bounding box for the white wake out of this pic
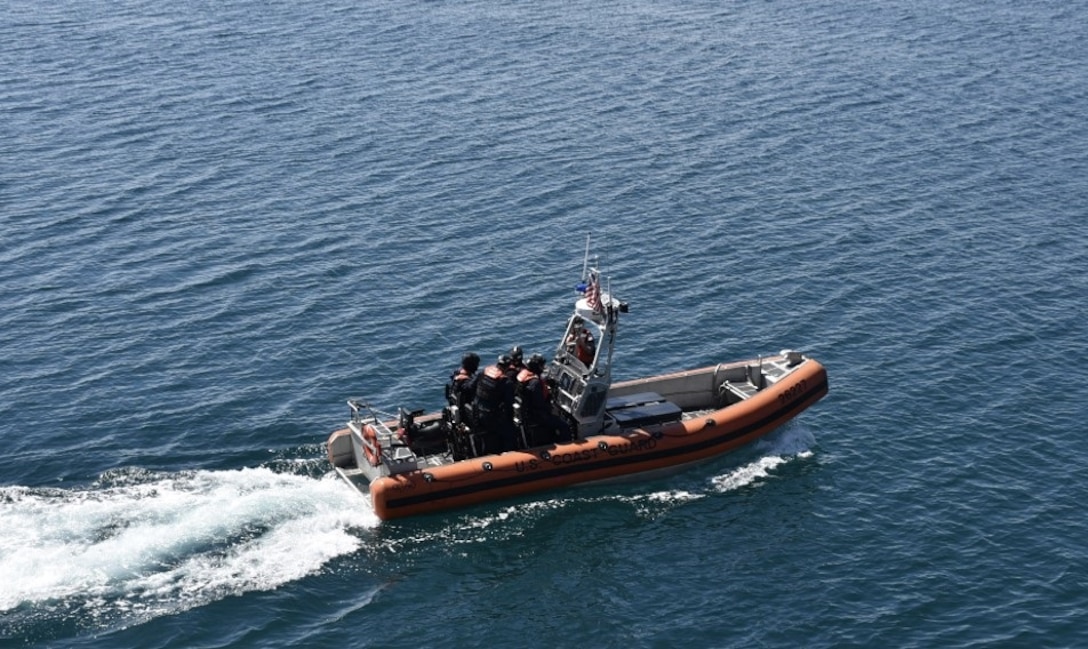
[0,467,376,620]
[711,424,815,492]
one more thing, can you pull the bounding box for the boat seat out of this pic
[722,381,759,401]
[606,392,667,411]
[609,399,682,428]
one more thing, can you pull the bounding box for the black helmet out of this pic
[497,354,512,369]
[462,352,480,373]
[509,345,524,363]
[528,353,546,373]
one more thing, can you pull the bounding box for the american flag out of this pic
[585,274,602,313]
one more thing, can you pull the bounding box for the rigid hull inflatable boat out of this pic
[327,250,828,520]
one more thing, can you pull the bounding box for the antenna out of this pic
[581,233,591,281]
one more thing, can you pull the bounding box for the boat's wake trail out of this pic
[709,423,815,493]
[0,467,376,633]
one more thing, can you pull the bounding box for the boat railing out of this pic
[717,353,806,404]
[346,399,422,474]
[347,398,399,429]
[714,360,765,404]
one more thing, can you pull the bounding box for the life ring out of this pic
[363,424,382,466]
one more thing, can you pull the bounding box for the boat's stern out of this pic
[326,399,452,493]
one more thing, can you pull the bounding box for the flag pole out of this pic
[581,233,591,282]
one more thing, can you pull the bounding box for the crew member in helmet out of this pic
[505,345,526,381]
[441,352,481,459]
[516,353,570,446]
[473,355,516,453]
[446,352,480,408]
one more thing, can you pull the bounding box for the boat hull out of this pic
[333,358,828,520]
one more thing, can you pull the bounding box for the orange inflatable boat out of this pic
[326,246,828,520]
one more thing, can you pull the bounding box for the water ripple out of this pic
[3,0,1088,646]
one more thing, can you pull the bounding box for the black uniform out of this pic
[473,363,516,453]
[446,367,478,409]
[516,368,552,447]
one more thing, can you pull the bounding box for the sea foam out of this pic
[0,467,375,619]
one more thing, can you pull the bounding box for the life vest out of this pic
[516,368,550,401]
[575,330,595,364]
[474,365,508,414]
[515,369,551,428]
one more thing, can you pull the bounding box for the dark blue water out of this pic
[3,0,1087,646]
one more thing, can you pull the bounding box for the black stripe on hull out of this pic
[384,376,828,512]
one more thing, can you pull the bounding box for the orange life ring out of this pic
[363,424,382,466]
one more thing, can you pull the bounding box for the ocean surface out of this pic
[2,0,1086,646]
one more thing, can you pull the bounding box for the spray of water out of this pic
[0,467,377,624]
[0,424,816,625]
[710,424,816,492]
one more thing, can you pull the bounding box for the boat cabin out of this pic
[545,276,627,440]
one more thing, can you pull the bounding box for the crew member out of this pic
[505,345,526,381]
[442,352,480,459]
[473,355,516,453]
[446,352,480,409]
[516,354,569,446]
[566,316,596,366]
